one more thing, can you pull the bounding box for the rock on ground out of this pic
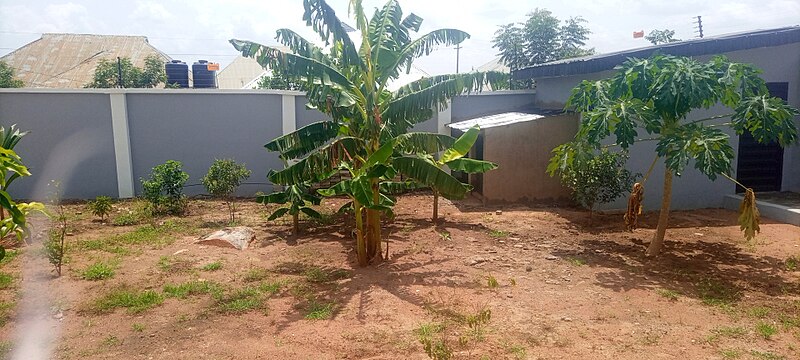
[195,226,255,250]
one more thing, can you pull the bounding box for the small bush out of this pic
[43,228,66,276]
[81,262,115,281]
[202,159,251,223]
[558,150,637,215]
[88,196,113,222]
[141,160,189,215]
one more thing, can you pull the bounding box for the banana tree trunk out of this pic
[432,190,439,222]
[354,199,368,266]
[366,179,382,262]
[646,168,673,256]
[292,213,299,235]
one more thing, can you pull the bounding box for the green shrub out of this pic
[558,150,637,215]
[88,196,113,222]
[202,159,251,223]
[81,262,115,281]
[141,160,189,215]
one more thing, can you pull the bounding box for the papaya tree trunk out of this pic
[354,199,368,266]
[646,168,673,256]
[292,213,299,235]
[432,190,439,223]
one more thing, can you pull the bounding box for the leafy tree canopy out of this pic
[645,29,680,45]
[254,67,306,91]
[85,55,166,88]
[0,61,24,88]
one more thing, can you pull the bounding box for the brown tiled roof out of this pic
[1,33,170,88]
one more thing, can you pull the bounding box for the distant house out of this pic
[216,47,292,90]
[0,33,170,88]
[499,26,800,220]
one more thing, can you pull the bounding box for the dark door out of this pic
[470,132,485,195]
[735,82,788,193]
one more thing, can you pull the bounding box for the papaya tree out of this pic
[231,0,503,266]
[548,54,798,256]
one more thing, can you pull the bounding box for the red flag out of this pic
[633,30,645,38]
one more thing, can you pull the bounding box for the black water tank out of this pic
[165,60,189,88]
[192,60,217,88]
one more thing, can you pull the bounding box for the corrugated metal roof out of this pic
[447,111,552,131]
[513,26,800,80]
[0,33,170,88]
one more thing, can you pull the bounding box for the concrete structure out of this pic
[513,26,800,211]
[1,33,170,88]
[0,88,535,200]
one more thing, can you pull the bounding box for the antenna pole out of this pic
[455,44,461,74]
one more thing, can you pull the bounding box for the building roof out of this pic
[475,57,509,73]
[447,111,562,131]
[216,56,269,89]
[1,33,170,88]
[513,26,800,80]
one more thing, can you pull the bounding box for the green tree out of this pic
[258,183,321,235]
[202,159,252,223]
[85,55,166,88]
[492,9,594,73]
[557,150,636,218]
[231,0,503,266]
[0,61,24,88]
[141,160,189,215]
[548,54,798,256]
[255,67,306,91]
[645,29,680,45]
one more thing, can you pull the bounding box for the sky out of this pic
[0,0,798,76]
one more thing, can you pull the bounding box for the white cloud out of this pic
[132,1,172,22]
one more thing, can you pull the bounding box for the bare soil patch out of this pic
[1,193,799,359]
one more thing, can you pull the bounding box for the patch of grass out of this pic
[0,249,19,266]
[89,288,164,314]
[111,200,152,226]
[756,322,778,340]
[101,335,120,347]
[506,344,527,359]
[0,272,13,289]
[486,275,499,289]
[749,306,771,319]
[257,280,284,295]
[0,300,13,327]
[720,348,741,359]
[656,288,680,301]
[566,257,586,266]
[80,262,115,281]
[243,267,270,282]
[777,314,800,329]
[213,285,275,314]
[305,300,335,320]
[200,261,222,272]
[786,256,799,271]
[80,222,181,254]
[131,323,145,332]
[156,255,192,273]
[163,280,223,299]
[750,350,785,360]
[304,266,350,284]
[487,229,509,238]
[0,341,11,358]
[697,278,740,308]
[713,326,748,339]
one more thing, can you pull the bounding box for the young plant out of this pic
[258,183,321,235]
[548,54,799,256]
[44,181,67,276]
[141,160,189,215]
[558,150,636,218]
[0,141,44,260]
[231,0,506,266]
[87,196,113,222]
[202,159,251,224]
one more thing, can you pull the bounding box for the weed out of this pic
[0,249,19,265]
[101,335,120,347]
[786,256,799,271]
[656,288,680,301]
[111,201,153,226]
[712,326,747,339]
[438,231,451,241]
[0,341,11,358]
[305,300,335,320]
[566,257,586,266]
[0,300,13,327]
[214,286,273,314]
[87,196,113,222]
[304,267,329,283]
[697,278,740,308]
[749,306,771,319]
[506,344,527,359]
[720,349,741,359]
[487,229,509,238]
[90,288,164,314]
[163,280,223,299]
[156,254,192,273]
[509,278,517,286]
[257,280,284,295]
[756,322,778,340]
[0,272,12,289]
[486,275,499,289]
[415,323,451,360]
[80,262,115,281]
[243,267,270,282]
[778,314,800,329]
[750,350,785,360]
[200,261,222,272]
[81,222,181,254]
[131,323,145,332]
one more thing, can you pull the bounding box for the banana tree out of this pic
[231,0,505,266]
[1,146,45,259]
[0,124,28,220]
[258,183,322,235]
[418,126,497,222]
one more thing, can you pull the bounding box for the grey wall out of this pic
[126,92,285,196]
[533,42,800,210]
[0,92,118,200]
[0,88,535,199]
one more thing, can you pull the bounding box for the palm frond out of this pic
[274,29,330,63]
[302,0,362,68]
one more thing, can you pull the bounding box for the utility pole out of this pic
[116,57,123,88]
[694,16,704,38]
[455,44,461,74]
